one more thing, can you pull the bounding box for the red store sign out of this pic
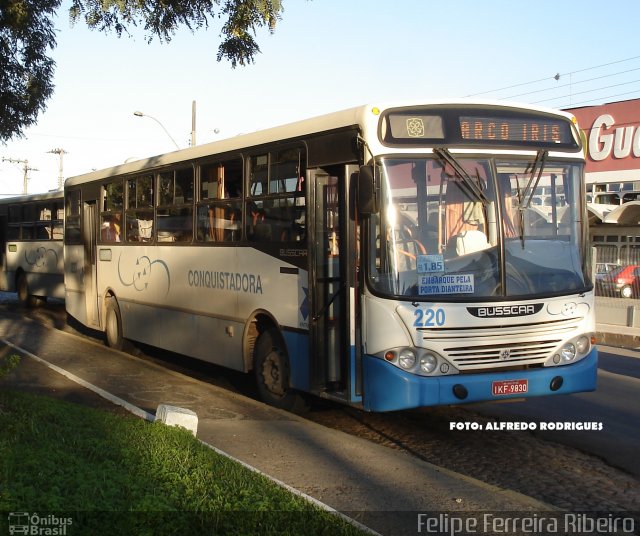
[568,99,640,173]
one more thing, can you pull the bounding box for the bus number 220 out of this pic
[413,308,446,327]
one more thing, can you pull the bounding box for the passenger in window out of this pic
[208,205,224,241]
[101,214,121,242]
[246,201,270,241]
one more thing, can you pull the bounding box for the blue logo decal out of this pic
[118,254,170,294]
[300,286,309,320]
[24,247,58,268]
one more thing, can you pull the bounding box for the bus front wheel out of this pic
[105,298,125,350]
[253,328,299,411]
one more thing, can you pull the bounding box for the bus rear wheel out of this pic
[253,328,300,411]
[105,298,125,350]
[17,272,36,307]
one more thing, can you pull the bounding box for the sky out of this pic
[1,0,640,196]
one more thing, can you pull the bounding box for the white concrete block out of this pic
[155,404,198,436]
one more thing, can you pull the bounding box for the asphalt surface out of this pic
[0,310,558,536]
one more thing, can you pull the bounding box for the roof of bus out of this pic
[0,190,64,205]
[65,100,578,188]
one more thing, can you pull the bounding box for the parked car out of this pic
[597,265,640,298]
[596,262,620,278]
[596,262,619,282]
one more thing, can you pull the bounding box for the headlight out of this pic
[420,353,438,373]
[398,349,416,369]
[561,343,576,362]
[377,347,454,376]
[575,336,590,354]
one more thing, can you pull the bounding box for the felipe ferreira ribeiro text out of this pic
[417,514,634,535]
[449,421,603,431]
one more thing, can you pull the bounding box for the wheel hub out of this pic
[262,351,285,396]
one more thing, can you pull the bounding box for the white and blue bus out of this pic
[64,101,597,411]
[0,191,65,306]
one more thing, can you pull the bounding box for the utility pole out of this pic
[48,148,68,190]
[1,157,37,194]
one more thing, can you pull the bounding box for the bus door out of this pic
[309,166,357,402]
[83,201,99,327]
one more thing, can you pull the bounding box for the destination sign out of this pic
[459,116,573,145]
[379,106,580,150]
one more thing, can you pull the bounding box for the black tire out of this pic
[105,298,125,350]
[16,272,36,307]
[253,328,300,411]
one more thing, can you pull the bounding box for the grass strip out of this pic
[0,389,367,535]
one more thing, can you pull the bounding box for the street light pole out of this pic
[133,111,180,150]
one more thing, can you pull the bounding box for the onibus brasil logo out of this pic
[7,512,72,535]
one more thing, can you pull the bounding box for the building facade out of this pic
[568,98,640,265]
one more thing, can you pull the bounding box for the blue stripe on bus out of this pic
[362,348,598,412]
[282,330,310,392]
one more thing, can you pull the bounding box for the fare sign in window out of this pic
[416,254,475,295]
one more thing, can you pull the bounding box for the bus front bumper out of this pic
[362,348,598,412]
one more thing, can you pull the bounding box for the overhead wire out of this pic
[503,67,640,100]
[558,89,640,109]
[465,56,640,109]
[466,55,640,97]
[533,79,640,104]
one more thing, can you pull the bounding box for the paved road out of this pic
[469,345,640,477]
[8,294,639,478]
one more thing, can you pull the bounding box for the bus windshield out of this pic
[367,156,588,300]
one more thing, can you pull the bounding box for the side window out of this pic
[6,221,20,241]
[197,157,243,242]
[35,202,53,240]
[271,148,305,194]
[65,190,82,244]
[100,181,123,243]
[20,203,36,239]
[157,167,194,242]
[246,147,306,243]
[51,200,64,240]
[8,205,22,223]
[125,174,154,242]
[249,154,269,196]
[7,205,22,240]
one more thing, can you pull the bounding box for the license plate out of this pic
[492,379,528,396]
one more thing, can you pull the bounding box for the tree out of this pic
[0,0,58,141]
[0,0,283,141]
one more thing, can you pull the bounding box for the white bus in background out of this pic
[0,191,65,305]
[63,101,597,412]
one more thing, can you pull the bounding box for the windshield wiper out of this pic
[520,149,548,209]
[433,148,489,205]
[512,149,549,248]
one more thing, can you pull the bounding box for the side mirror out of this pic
[357,165,379,215]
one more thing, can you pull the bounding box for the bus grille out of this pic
[417,317,582,371]
[444,339,560,370]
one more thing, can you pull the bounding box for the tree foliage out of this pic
[0,0,283,141]
[0,0,58,140]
